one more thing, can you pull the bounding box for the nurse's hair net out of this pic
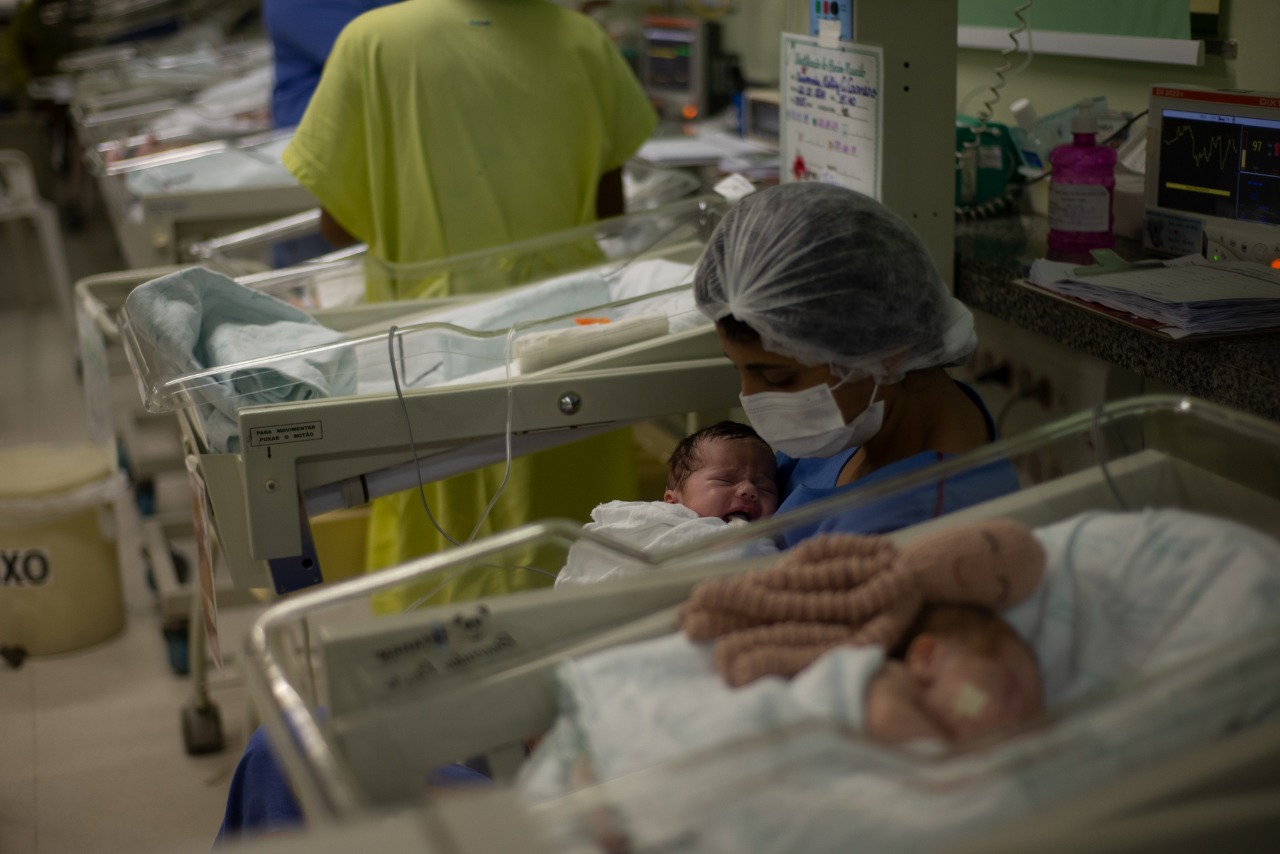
[695,183,975,383]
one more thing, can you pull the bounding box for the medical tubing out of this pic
[386,324,463,548]
[1090,401,1130,511]
[1100,109,1149,148]
[460,324,522,545]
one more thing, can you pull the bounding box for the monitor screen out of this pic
[644,29,695,93]
[1156,108,1280,225]
[1145,86,1280,261]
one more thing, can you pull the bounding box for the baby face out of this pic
[666,438,779,523]
[917,636,1043,743]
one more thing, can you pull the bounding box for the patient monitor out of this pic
[639,16,732,124]
[1143,84,1280,265]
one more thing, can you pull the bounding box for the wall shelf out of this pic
[957,26,1207,66]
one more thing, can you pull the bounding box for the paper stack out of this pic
[1027,255,1280,339]
[636,131,778,170]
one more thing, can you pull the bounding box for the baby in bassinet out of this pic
[675,520,1047,746]
[556,420,780,587]
[526,520,1049,804]
[520,509,1280,854]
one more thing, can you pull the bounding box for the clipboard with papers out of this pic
[1021,251,1280,341]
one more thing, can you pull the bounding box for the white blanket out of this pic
[355,257,700,393]
[124,134,295,196]
[519,509,1280,853]
[144,64,273,140]
[556,501,780,588]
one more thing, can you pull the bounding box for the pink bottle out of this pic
[1047,104,1116,264]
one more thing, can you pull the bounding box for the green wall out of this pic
[955,0,1279,122]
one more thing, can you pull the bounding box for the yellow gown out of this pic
[282,0,657,602]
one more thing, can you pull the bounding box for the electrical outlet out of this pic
[956,310,1128,483]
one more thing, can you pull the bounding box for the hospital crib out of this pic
[61,33,279,272]
[181,160,703,277]
[85,190,729,533]
[118,192,733,590]
[106,192,734,752]
[44,0,254,55]
[66,36,271,123]
[86,127,313,269]
[239,395,1280,851]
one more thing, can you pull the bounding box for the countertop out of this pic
[953,215,1280,423]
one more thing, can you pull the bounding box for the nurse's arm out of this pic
[596,167,625,220]
[318,208,358,248]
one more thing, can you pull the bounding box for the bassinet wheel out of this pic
[182,701,225,755]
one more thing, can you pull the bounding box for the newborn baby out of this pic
[556,421,779,587]
[662,419,779,525]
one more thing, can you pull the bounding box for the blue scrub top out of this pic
[773,382,1019,545]
[265,0,398,128]
[215,725,490,844]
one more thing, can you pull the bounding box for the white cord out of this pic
[1090,402,1130,512]
[960,1,1036,142]
[381,202,715,567]
[383,320,517,550]
[461,324,520,545]
[387,324,462,548]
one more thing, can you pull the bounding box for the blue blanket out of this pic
[124,267,356,452]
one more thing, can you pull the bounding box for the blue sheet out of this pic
[124,267,356,452]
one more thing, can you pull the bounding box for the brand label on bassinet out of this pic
[323,622,527,715]
[249,421,324,447]
[1,549,52,587]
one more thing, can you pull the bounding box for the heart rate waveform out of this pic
[1162,122,1241,172]
[1157,116,1240,220]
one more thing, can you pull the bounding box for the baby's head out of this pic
[664,421,779,524]
[891,603,1043,743]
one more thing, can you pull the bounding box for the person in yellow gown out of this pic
[282,0,658,603]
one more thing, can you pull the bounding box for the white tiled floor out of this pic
[1,167,259,854]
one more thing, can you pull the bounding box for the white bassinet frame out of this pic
[114,195,737,593]
[240,395,1280,847]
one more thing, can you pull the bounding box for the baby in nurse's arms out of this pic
[555,421,780,587]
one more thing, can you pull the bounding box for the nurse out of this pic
[278,0,658,602]
[694,182,1016,540]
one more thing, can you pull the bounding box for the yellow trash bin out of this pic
[0,442,127,655]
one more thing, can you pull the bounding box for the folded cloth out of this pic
[555,500,779,588]
[124,266,356,452]
[124,136,295,196]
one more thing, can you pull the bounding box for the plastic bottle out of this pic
[1009,98,1051,172]
[1047,102,1117,264]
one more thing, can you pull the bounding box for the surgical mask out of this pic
[740,380,883,458]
